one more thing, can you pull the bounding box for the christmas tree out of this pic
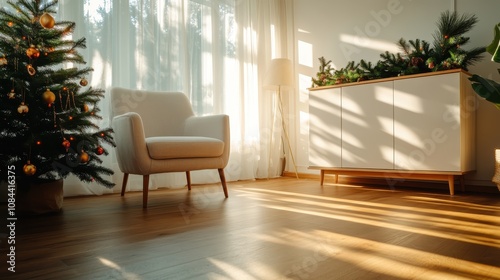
[0,0,115,187]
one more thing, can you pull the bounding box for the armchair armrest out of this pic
[112,112,152,175]
[184,115,230,163]
[184,115,230,142]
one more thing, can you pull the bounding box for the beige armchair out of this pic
[110,87,230,208]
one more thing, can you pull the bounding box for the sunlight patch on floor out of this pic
[314,230,500,280]
[97,257,142,280]
[207,258,260,280]
[235,188,500,248]
[203,228,499,280]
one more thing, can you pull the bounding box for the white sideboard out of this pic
[308,69,476,195]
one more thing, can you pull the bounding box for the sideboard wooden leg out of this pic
[448,175,455,196]
[320,169,325,186]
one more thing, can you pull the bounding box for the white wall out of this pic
[292,0,500,190]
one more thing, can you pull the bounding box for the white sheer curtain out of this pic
[53,0,295,196]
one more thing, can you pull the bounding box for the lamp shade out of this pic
[264,58,293,88]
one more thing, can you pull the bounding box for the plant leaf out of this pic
[486,23,500,62]
[469,74,500,104]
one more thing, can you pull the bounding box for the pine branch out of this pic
[461,46,487,70]
[435,10,478,39]
[38,0,58,14]
[398,38,411,55]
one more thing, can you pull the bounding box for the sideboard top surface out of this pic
[309,68,471,91]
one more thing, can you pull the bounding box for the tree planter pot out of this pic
[16,178,64,215]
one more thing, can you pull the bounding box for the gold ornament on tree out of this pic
[39,12,55,29]
[8,89,15,99]
[17,102,29,114]
[80,78,88,86]
[42,88,56,106]
[23,161,37,176]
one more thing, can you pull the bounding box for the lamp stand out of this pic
[277,86,299,179]
[267,92,278,178]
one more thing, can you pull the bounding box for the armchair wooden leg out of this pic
[143,175,150,208]
[218,168,228,198]
[186,171,191,190]
[121,173,129,196]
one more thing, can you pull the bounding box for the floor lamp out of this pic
[264,58,299,179]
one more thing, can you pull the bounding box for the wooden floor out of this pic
[1,178,499,280]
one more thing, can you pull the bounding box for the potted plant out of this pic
[469,23,500,107]
[0,0,115,214]
[468,23,500,191]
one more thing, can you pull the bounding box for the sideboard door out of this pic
[341,81,394,169]
[394,72,461,171]
[309,88,342,168]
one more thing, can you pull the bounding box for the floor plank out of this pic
[1,178,499,279]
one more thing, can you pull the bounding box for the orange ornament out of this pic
[26,45,40,59]
[79,151,89,163]
[23,161,37,176]
[26,64,36,75]
[62,138,71,151]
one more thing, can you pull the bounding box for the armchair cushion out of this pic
[146,136,224,160]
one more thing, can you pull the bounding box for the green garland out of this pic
[312,11,486,88]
